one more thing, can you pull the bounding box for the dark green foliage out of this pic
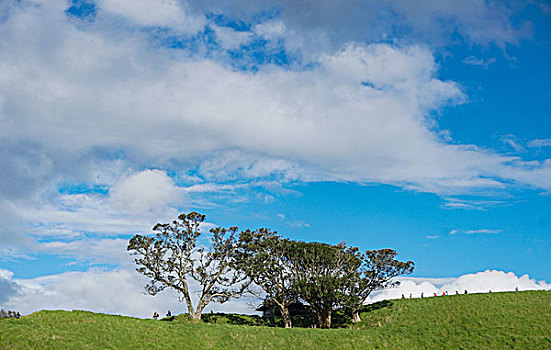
[288,241,361,328]
[237,235,365,329]
[345,249,414,323]
[236,229,298,328]
[236,232,413,329]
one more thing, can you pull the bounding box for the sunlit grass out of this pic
[1,290,550,349]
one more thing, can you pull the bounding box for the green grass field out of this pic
[1,290,550,349]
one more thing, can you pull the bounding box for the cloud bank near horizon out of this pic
[1,268,548,318]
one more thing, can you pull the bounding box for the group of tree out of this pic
[127,212,414,329]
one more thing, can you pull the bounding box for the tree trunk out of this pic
[280,306,293,328]
[188,310,201,322]
[182,286,198,321]
[315,313,323,328]
[321,312,331,329]
[316,308,332,329]
[351,310,361,323]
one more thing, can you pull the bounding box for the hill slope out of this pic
[1,290,550,349]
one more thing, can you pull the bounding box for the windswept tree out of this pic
[236,229,297,328]
[289,241,361,329]
[345,249,414,323]
[127,212,250,322]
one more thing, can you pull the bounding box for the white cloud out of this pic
[290,220,310,228]
[463,56,496,69]
[2,170,186,253]
[15,193,173,238]
[368,270,551,302]
[320,44,437,87]
[254,19,286,38]
[190,0,534,49]
[442,198,507,210]
[37,238,132,266]
[446,229,503,235]
[98,0,204,32]
[184,183,243,193]
[465,229,502,234]
[528,139,551,148]
[500,134,525,152]
[385,0,533,47]
[0,270,20,305]
[426,235,439,239]
[110,169,183,216]
[213,25,252,50]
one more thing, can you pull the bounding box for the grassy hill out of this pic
[1,290,550,349]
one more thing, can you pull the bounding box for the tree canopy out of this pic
[127,212,250,322]
[127,212,414,328]
[287,241,361,328]
[236,229,297,328]
[345,249,414,323]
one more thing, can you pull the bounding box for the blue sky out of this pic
[0,0,550,316]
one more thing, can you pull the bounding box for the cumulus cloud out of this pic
[0,269,20,305]
[0,169,186,260]
[110,169,183,217]
[368,270,551,302]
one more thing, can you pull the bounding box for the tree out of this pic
[288,241,361,329]
[236,229,297,328]
[345,249,414,323]
[127,212,250,322]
